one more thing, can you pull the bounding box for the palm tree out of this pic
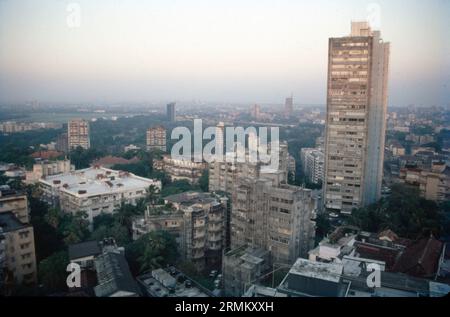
[146,185,160,205]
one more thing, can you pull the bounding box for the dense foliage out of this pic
[348,184,448,239]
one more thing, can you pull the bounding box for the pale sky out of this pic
[0,0,449,106]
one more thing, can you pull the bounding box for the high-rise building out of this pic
[146,126,167,152]
[250,104,261,120]
[68,119,90,150]
[323,21,390,214]
[300,148,324,184]
[284,94,293,117]
[230,177,316,264]
[166,102,176,122]
[56,132,69,153]
[215,122,225,158]
[208,142,290,194]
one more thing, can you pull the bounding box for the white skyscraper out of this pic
[323,22,390,214]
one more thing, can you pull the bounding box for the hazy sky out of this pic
[0,0,449,106]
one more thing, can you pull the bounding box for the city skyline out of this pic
[0,0,449,106]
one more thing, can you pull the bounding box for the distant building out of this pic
[324,22,390,214]
[56,133,69,153]
[39,166,161,225]
[250,104,261,120]
[399,162,449,202]
[215,122,225,158]
[91,155,141,168]
[284,95,293,117]
[153,154,207,184]
[387,140,406,157]
[208,142,289,194]
[25,159,74,184]
[146,126,167,152]
[68,119,90,150]
[124,144,141,152]
[287,154,296,180]
[167,102,176,122]
[300,148,324,184]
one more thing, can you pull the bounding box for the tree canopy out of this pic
[348,184,447,239]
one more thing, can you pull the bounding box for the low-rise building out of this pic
[39,166,161,225]
[25,159,74,184]
[153,154,207,184]
[276,257,450,297]
[222,246,270,296]
[94,250,141,297]
[137,267,213,297]
[399,162,450,202]
[90,155,141,168]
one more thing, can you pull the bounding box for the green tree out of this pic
[38,251,70,293]
[60,211,90,245]
[125,230,178,275]
[199,169,209,192]
[145,184,161,205]
[348,184,444,239]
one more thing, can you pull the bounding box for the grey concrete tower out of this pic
[323,21,390,214]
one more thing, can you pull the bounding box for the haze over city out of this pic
[1,0,450,305]
[0,0,449,106]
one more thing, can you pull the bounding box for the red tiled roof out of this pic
[355,242,401,270]
[392,236,443,278]
[31,150,63,159]
[91,155,141,166]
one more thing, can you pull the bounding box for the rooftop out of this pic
[137,268,212,297]
[288,258,343,283]
[40,166,160,197]
[94,251,140,297]
[68,240,102,260]
[0,212,28,233]
[164,191,221,207]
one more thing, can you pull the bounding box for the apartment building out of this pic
[324,22,390,214]
[68,119,90,150]
[0,186,30,224]
[208,142,289,194]
[399,162,450,202]
[222,246,270,296]
[146,126,167,152]
[152,154,207,184]
[39,166,161,225]
[300,148,324,184]
[231,177,316,265]
[0,212,37,287]
[132,191,228,270]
